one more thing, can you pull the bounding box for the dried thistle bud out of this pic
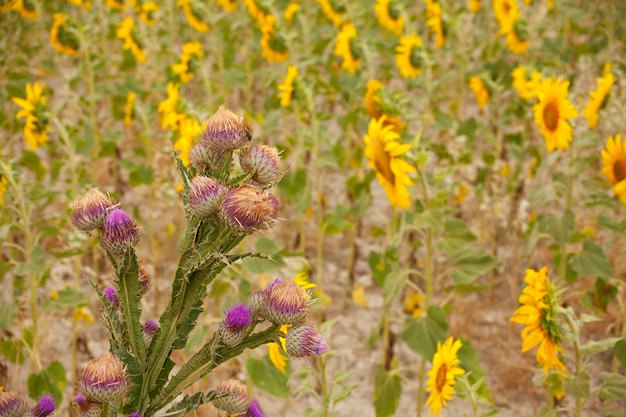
[201,105,252,151]
[0,391,28,417]
[221,187,279,233]
[245,399,266,417]
[265,281,309,325]
[24,395,55,417]
[70,188,115,231]
[219,303,252,346]
[100,208,140,255]
[286,323,329,358]
[139,265,151,295]
[78,353,129,403]
[188,176,227,218]
[103,286,119,309]
[213,379,250,414]
[73,393,102,417]
[239,145,282,186]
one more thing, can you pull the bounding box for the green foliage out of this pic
[247,355,290,398]
[400,305,448,360]
[27,361,66,403]
[373,364,401,417]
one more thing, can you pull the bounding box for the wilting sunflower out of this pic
[510,268,567,374]
[136,1,158,25]
[469,76,489,110]
[364,80,405,132]
[317,0,345,27]
[260,15,289,63]
[583,64,616,129]
[601,135,626,205]
[334,23,361,74]
[425,0,445,48]
[124,92,136,126]
[506,17,530,54]
[178,0,210,33]
[364,116,415,209]
[402,291,423,318]
[217,0,237,12]
[511,66,542,101]
[50,13,80,56]
[425,337,465,416]
[375,0,404,36]
[468,0,480,12]
[10,0,37,19]
[533,76,578,152]
[277,65,299,107]
[395,33,423,79]
[172,41,203,84]
[493,0,519,34]
[158,83,186,131]
[116,17,147,63]
[12,82,50,150]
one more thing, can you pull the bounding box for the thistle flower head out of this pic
[249,278,282,319]
[70,188,115,231]
[79,353,129,403]
[139,265,151,295]
[73,393,102,417]
[245,399,266,417]
[0,391,28,417]
[220,303,252,346]
[265,281,309,325]
[104,286,119,309]
[24,395,55,417]
[238,145,282,186]
[213,378,251,414]
[221,187,279,233]
[143,320,158,337]
[188,176,227,218]
[201,105,252,151]
[285,323,329,358]
[189,142,213,172]
[100,208,140,255]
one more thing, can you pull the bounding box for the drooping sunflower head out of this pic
[425,337,465,416]
[50,13,80,56]
[532,76,579,152]
[583,64,616,130]
[505,17,530,54]
[333,23,361,74]
[601,134,626,205]
[178,0,210,33]
[317,0,346,27]
[395,33,424,79]
[469,75,490,110]
[375,0,404,36]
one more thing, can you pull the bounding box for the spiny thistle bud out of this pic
[239,145,282,186]
[104,286,119,309]
[265,281,309,325]
[189,142,213,173]
[219,303,252,346]
[213,379,251,414]
[100,208,140,255]
[73,393,102,417]
[128,413,141,417]
[78,353,129,403]
[201,105,252,151]
[188,176,227,218]
[139,265,151,295]
[0,391,28,417]
[70,188,115,231]
[285,323,329,358]
[143,319,158,345]
[24,395,55,417]
[245,399,266,417]
[221,187,279,233]
[248,278,282,320]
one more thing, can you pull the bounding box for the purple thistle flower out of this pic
[265,281,309,325]
[79,353,129,403]
[249,278,283,320]
[74,393,86,405]
[239,145,282,186]
[100,208,140,255]
[143,320,158,337]
[220,303,252,346]
[220,187,279,233]
[104,286,119,309]
[25,395,55,417]
[246,399,266,417]
[128,413,142,417]
[188,176,227,219]
[201,105,252,151]
[286,323,329,358]
[0,391,28,417]
[73,393,102,417]
[70,188,115,231]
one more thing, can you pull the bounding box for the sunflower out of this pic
[268,324,290,373]
[469,76,489,110]
[137,1,158,25]
[277,65,299,107]
[601,135,626,205]
[178,0,210,33]
[284,3,299,24]
[12,82,50,150]
[505,17,530,54]
[243,0,268,25]
[402,291,423,318]
[260,15,289,63]
[468,0,480,12]
[124,92,136,126]
[0,171,8,206]
[217,0,237,13]
[116,17,147,63]
[174,116,200,166]
[172,41,203,84]
[106,0,125,10]
[317,0,345,27]
[364,116,415,209]
[493,0,519,34]
[425,337,465,416]
[533,76,578,152]
[425,0,445,48]
[10,0,37,19]
[375,0,404,36]
[395,34,424,79]
[583,64,616,130]
[364,80,405,132]
[50,13,80,56]
[67,0,92,10]
[511,66,542,101]
[510,268,567,374]
[158,82,186,131]
[334,23,361,74]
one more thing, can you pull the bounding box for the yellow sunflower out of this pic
[425,337,465,416]
[469,76,489,110]
[375,0,404,36]
[402,291,423,318]
[106,0,125,10]
[284,3,299,25]
[268,324,290,373]
[583,64,616,130]
[364,116,415,209]
[395,34,424,79]
[172,41,204,84]
[317,0,345,27]
[493,0,519,34]
[158,82,186,131]
[510,268,567,374]
[511,66,542,101]
[601,135,626,205]
[174,116,200,166]
[364,80,405,132]
[505,17,530,54]
[334,23,361,74]
[137,1,158,25]
[124,92,136,126]
[67,0,92,10]
[260,15,289,63]
[243,0,268,25]
[217,0,237,13]
[50,13,80,56]
[277,65,299,107]
[425,0,445,48]
[468,0,480,12]
[532,76,578,152]
[0,171,8,206]
[178,0,210,33]
[116,17,147,63]
[12,82,50,150]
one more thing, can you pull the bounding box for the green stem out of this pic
[101,402,109,417]
[319,355,330,417]
[563,310,583,416]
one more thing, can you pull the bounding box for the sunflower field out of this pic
[1,0,626,416]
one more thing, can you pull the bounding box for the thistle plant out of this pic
[69,105,328,416]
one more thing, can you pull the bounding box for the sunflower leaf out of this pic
[374,364,401,417]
